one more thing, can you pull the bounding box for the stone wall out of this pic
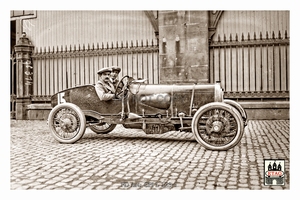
[158,11,209,84]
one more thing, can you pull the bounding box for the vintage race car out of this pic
[48,75,247,150]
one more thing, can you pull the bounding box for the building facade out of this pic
[10,10,290,120]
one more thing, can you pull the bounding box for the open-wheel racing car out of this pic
[48,75,248,151]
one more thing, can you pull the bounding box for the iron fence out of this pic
[210,31,289,100]
[31,40,159,102]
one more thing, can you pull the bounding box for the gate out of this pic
[30,40,159,103]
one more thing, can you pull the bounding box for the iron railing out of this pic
[210,31,289,100]
[31,40,159,102]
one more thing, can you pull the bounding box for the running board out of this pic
[179,127,192,132]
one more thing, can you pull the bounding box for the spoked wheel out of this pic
[90,123,117,134]
[192,102,244,150]
[48,103,86,144]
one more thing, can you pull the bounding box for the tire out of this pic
[48,103,86,144]
[223,99,248,126]
[191,102,244,151]
[90,123,117,134]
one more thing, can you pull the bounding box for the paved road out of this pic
[10,120,290,190]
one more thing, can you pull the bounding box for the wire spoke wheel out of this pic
[192,102,244,150]
[48,103,86,143]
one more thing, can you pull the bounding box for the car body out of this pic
[48,76,247,150]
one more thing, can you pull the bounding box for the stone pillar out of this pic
[158,11,209,84]
[14,32,34,120]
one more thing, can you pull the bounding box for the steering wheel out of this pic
[115,75,130,98]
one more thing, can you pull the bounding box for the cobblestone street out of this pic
[10,120,290,190]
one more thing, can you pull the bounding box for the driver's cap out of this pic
[110,66,121,72]
[97,67,112,75]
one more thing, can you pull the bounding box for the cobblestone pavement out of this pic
[10,120,290,190]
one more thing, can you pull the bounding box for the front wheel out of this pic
[48,103,86,144]
[191,102,244,151]
[90,123,117,134]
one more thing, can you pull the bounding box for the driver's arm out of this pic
[95,83,115,101]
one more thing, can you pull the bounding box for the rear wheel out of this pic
[48,103,86,143]
[90,123,117,134]
[191,102,244,150]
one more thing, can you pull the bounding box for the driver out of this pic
[95,67,116,101]
[109,66,121,88]
[109,66,124,95]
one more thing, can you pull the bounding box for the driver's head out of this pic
[97,68,112,83]
[109,66,121,80]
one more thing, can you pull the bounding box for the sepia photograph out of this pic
[5,1,298,199]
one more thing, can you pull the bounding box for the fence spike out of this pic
[131,40,133,47]
[97,43,99,49]
[272,31,275,39]
[151,39,154,46]
[65,45,67,52]
[248,32,250,41]
[40,47,42,53]
[121,41,123,48]
[229,34,232,42]
[83,44,85,50]
[79,44,81,51]
[107,42,109,49]
[87,43,90,50]
[74,44,76,51]
[57,46,59,52]
[111,42,114,48]
[254,32,256,40]
[217,34,220,42]
[278,30,281,39]
[136,40,138,47]
[61,45,63,52]
[223,34,226,42]
[141,39,144,47]
[241,33,244,41]
[235,33,238,41]
[266,31,269,39]
[260,32,262,40]
[285,30,288,39]
[126,41,128,48]
[92,43,94,50]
